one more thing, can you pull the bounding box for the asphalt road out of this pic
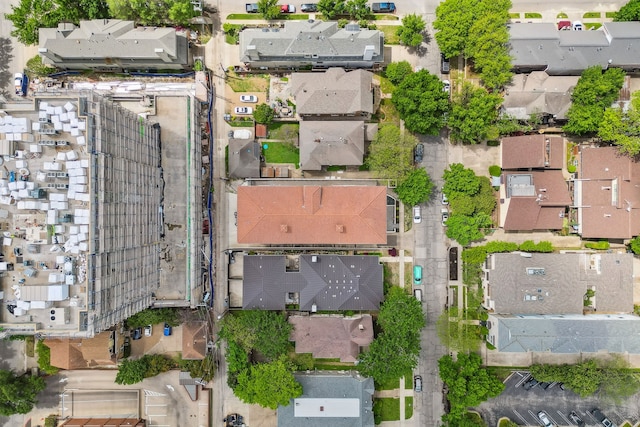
[0,0,38,98]
[476,371,640,427]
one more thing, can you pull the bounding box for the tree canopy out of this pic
[358,286,425,383]
[448,82,501,144]
[599,91,640,156]
[0,371,46,416]
[257,0,280,19]
[442,163,480,197]
[395,168,435,207]
[433,0,475,58]
[234,356,302,409]
[396,14,426,47]
[253,103,275,125]
[445,212,492,246]
[317,0,345,19]
[126,308,180,328]
[366,124,417,181]
[345,0,370,20]
[438,353,504,425]
[435,309,482,352]
[115,354,174,385]
[106,0,197,26]
[219,310,292,361]
[565,66,626,135]
[391,69,450,135]
[385,61,413,86]
[615,0,640,21]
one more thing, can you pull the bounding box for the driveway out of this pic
[475,371,640,426]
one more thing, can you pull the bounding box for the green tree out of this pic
[442,163,480,197]
[345,0,370,20]
[126,308,180,328]
[461,246,488,265]
[253,103,275,125]
[5,0,62,45]
[168,0,199,25]
[433,0,475,58]
[630,235,640,254]
[599,355,640,403]
[439,353,504,426]
[448,82,501,144]
[366,124,417,181]
[317,0,346,19]
[358,286,425,383]
[37,340,60,375]
[615,0,640,21]
[449,194,475,216]
[258,0,280,19]
[396,14,426,47]
[565,66,626,135]
[234,356,302,409]
[445,212,492,246]
[435,309,482,352]
[395,169,435,207]
[385,61,413,86]
[599,91,640,156]
[115,357,148,385]
[219,310,292,361]
[25,55,56,78]
[472,177,497,215]
[391,69,450,135]
[0,371,46,416]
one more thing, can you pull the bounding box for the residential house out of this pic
[299,121,377,171]
[239,21,384,69]
[500,135,571,231]
[291,69,375,120]
[483,252,633,315]
[502,71,579,122]
[44,331,116,369]
[575,146,640,239]
[242,255,384,311]
[289,315,374,362]
[39,20,189,71]
[509,22,640,75]
[236,185,388,245]
[182,321,207,360]
[228,139,262,178]
[277,371,374,427]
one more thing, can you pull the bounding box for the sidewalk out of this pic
[374,376,414,426]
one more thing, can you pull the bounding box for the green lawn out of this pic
[373,398,400,424]
[376,73,396,95]
[405,397,413,419]
[585,23,602,30]
[583,11,601,18]
[374,14,400,20]
[226,13,309,20]
[606,11,617,18]
[268,123,299,145]
[524,12,542,19]
[227,73,269,93]
[509,13,520,19]
[375,376,400,390]
[379,99,400,126]
[262,141,299,164]
[557,12,568,19]
[378,25,400,44]
[404,370,413,389]
[229,119,254,127]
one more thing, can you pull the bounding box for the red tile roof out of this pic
[502,135,564,169]
[237,185,387,244]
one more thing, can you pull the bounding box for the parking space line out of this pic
[512,409,530,425]
[555,410,571,426]
[528,409,541,425]
[514,372,531,388]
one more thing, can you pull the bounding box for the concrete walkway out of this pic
[375,376,414,426]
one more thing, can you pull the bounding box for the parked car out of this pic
[538,381,552,390]
[414,288,422,301]
[537,411,554,427]
[523,376,538,390]
[442,79,450,94]
[590,409,616,427]
[441,54,450,74]
[414,375,422,392]
[449,247,458,281]
[144,325,153,337]
[558,20,571,30]
[413,265,423,285]
[441,208,449,226]
[280,4,296,13]
[414,143,424,163]
[569,411,585,427]
[371,2,396,13]
[413,206,422,224]
[240,95,258,103]
[573,21,583,31]
[14,72,27,96]
[132,327,142,340]
[441,192,448,205]
[245,3,258,13]
[163,323,172,336]
[234,106,253,115]
[300,3,318,12]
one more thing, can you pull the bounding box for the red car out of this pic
[280,4,296,12]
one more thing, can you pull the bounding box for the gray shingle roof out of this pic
[299,121,365,170]
[489,314,640,353]
[228,139,261,178]
[242,255,383,311]
[509,22,640,75]
[39,20,188,70]
[239,21,383,64]
[278,371,374,427]
[502,72,579,120]
[485,253,633,315]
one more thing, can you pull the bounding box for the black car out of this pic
[441,53,450,74]
[414,143,424,163]
[132,327,142,340]
[590,409,616,427]
[300,3,318,12]
[523,376,539,390]
[539,381,552,390]
[569,411,585,427]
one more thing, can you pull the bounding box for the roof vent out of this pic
[311,255,318,262]
[359,324,364,330]
[336,224,344,233]
[280,224,289,232]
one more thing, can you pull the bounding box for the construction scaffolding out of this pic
[84,92,162,334]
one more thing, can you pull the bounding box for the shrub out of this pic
[36,340,59,375]
[568,164,577,173]
[385,61,413,86]
[585,240,610,250]
[630,236,640,254]
[519,240,553,253]
[487,140,500,146]
[126,308,180,328]
[44,415,57,427]
[485,241,519,253]
[488,165,501,177]
[461,246,488,265]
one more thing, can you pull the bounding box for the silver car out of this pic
[537,411,554,427]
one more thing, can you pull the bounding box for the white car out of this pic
[442,79,450,93]
[144,325,153,336]
[441,208,449,226]
[537,411,554,427]
[573,21,583,31]
[234,106,253,115]
[441,192,449,205]
[413,206,422,224]
[240,95,258,103]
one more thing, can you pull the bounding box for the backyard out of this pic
[262,141,299,164]
[226,71,270,93]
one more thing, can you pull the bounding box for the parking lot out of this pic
[475,371,640,426]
